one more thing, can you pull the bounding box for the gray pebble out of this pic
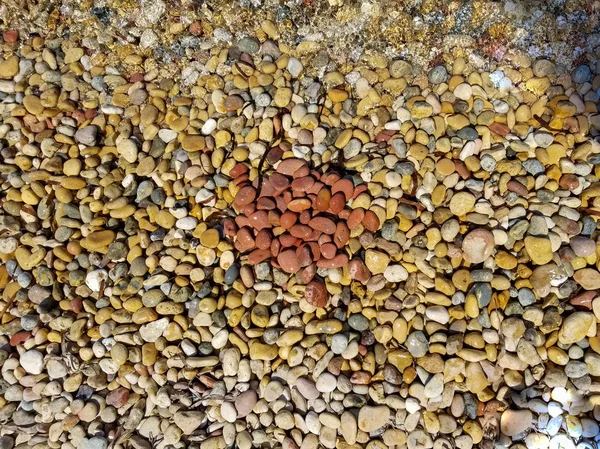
[428,65,448,84]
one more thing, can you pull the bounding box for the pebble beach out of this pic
[1,1,600,449]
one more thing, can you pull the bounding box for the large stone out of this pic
[174,411,205,435]
[462,229,494,264]
[558,312,595,345]
[500,410,533,436]
[358,405,390,432]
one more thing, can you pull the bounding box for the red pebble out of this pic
[279,234,299,247]
[290,224,313,239]
[329,192,346,214]
[333,221,350,248]
[280,211,298,229]
[10,331,32,346]
[223,218,238,237]
[296,245,313,267]
[363,210,380,232]
[234,227,255,252]
[348,258,371,282]
[3,30,19,44]
[248,249,272,264]
[291,176,315,192]
[106,388,130,408]
[316,253,348,268]
[270,238,281,257]
[320,243,337,259]
[256,197,276,210]
[305,280,328,308]
[249,211,271,230]
[331,178,355,201]
[276,158,307,176]
[278,249,301,273]
[255,229,272,250]
[347,208,365,229]
[309,217,336,234]
[300,265,317,283]
[299,210,311,224]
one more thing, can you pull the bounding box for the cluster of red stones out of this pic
[223,149,380,306]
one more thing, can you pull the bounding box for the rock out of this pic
[296,377,319,400]
[358,405,390,432]
[365,249,390,274]
[305,280,328,307]
[428,65,448,84]
[234,390,257,417]
[500,409,533,436]
[558,312,594,345]
[139,318,169,342]
[174,411,205,435]
[574,269,600,290]
[20,349,43,374]
[462,229,494,264]
[524,236,553,265]
[75,125,98,146]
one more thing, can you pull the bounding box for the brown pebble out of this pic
[315,188,331,212]
[507,180,528,196]
[559,174,579,190]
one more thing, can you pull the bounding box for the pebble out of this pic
[358,406,390,432]
[0,17,598,449]
[20,350,43,375]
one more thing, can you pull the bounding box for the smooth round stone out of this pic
[428,66,448,84]
[500,409,533,436]
[316,373,337,393]
[453,83,472,100]
[461,228,495,264]
[383,264,408,282]
[406,331,429,357]
[331,334,349,354]
[20,350,44,375]
[348,314,369,331]
[573,65,591,83]
[237,37,260,53]
[358,405,390,432]
[296,377,319,400]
